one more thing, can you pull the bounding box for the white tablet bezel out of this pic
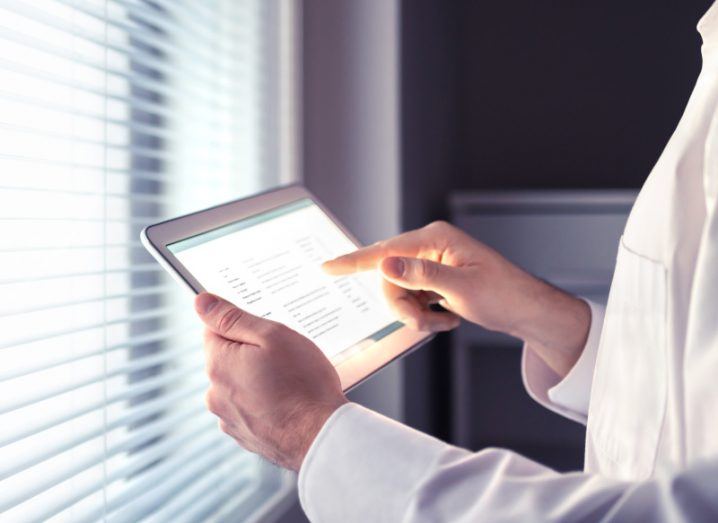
[141,184,433,391]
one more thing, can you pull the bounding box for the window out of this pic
[0,0,299,520]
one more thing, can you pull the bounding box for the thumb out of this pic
[195,293,270,345]
[380,257,459,293]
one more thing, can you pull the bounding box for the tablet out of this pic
[141,184,433,391]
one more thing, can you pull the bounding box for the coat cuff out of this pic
[521,299,606,424]
[298,402,450,522]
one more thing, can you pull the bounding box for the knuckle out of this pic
[373,239,390,257]
[416,259,437,280]
[217,307,244,335]
[260,320,284,342]
[202,328,214,344]
[426,220,452,234]
[412,318,428,332]
[205,355,226,383]
[203,330,224,355]
[218,419,231,434]
[229,389,243,408]
[368,242,382,260]
[205,388,224,415]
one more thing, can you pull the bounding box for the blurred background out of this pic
[0,0,712,521]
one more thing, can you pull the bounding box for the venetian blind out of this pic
[0,0,298,521]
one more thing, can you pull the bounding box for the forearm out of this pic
[506,274,591,378]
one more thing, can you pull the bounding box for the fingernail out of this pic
[382,257,405,278]
[196,293,218,314]
[322,258,344,275]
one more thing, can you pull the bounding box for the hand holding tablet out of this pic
[141,185,434,391]
[194,291,347,471]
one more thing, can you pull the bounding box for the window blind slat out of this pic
[0,408,213,513]
[0,360,205,449]
[0,187,171,206]
[160,0,253,28]
[0,90,190,139]
[1,322,197,381]
[0,377,208,481]
[0,15,252,91]
[104,442,248,523]
[0,112,233,156]
[142,455,252,523]
[0,29,251,113]
[0,151,229,182]
[0,350,202,418]
[109,0,252,59]
[50,0,252,78]
[10,428,228,523]
[0,283,173,320]
[0,125,173,160]
[2,341,201,414]
[4,417,226,521]
[4,0,256,91]
[0,72,248,139]
[0,303,182,352]
[87,439,244,523]
[0,264,161,287]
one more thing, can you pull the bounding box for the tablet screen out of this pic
[168,198,401,362]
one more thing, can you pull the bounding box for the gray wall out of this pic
[301,0,403,421]
[278,1,401,520]
[452,0,711,190]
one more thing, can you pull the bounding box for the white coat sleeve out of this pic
[298,403,718,522]
[522,299,605,424]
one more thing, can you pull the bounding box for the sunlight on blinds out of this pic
[0,0,298,521]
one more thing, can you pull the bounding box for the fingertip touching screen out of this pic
[168,198,402,363]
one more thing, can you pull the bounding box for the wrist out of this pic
[501,271,556,339]
[509,277,591,376]
[283,398,348,472]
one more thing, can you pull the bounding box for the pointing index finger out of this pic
[321,229,429,276]
[321,243,386,275]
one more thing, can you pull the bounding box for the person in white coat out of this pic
[193,3,718,521]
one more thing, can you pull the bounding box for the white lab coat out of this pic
[297,3,718,521]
